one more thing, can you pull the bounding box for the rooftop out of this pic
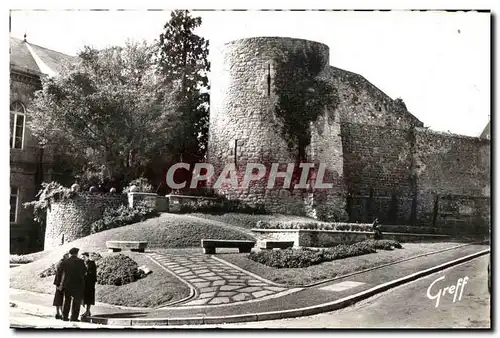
[10,36,75,76]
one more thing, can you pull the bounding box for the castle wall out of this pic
[44,193,126,250]
[322,66,423,129]
[208,37,335,215]
[340,123,414,224]
[414,129,490,234]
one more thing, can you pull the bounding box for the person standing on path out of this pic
[81,252,97,317]
[53,252,69,319]
[60,247,86,322]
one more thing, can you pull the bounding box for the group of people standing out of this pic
[53,247,97,322]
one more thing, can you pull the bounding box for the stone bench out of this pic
[106,241,148,253]
[201,239,256,254]
[260,240,294,250]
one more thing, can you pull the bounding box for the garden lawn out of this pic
[10,213,255,263]
[219,242,464,286]
[10,213,254,307]
[10,252,190,308]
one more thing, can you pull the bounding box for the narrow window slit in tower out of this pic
[234,139,238,165]
[267,64,271,96]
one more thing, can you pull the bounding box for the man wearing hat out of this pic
[60,247,87,321]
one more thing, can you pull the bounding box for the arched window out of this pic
[10,101,26,149]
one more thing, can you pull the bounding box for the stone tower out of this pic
[208,37,346,220]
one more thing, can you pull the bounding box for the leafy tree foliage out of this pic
[157,10,210,165]
[28,41,180,186]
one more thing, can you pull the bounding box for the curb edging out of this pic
[85,248,489,327]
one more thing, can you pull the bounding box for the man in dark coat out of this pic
[60,247,87,321]
[372,218,383,240]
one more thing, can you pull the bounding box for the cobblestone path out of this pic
[148,252,291,306]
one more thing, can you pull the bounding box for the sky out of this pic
[9,9,491,136]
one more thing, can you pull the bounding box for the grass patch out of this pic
[248,240,401,268]
[10,252,190,308]
[13,213,255,265]
[221,242,463,286]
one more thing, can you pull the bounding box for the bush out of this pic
[90,202,159,234]
[96,254,140,286]
[363,239,403,250]
[248,239,402,268]
[39,252,102,278]
[39,263,58,278]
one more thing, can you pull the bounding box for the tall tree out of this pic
[28,40,180,188]
[157,10,210,165]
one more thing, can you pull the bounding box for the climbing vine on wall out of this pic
[24,182,77,224]
[273,46,339,161]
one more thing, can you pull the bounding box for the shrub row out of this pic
[90,202,159,234]
[248,239,402,269]
[176,197,267,215]
[254,220,373,232]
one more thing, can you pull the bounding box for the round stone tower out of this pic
[208,37,345,218]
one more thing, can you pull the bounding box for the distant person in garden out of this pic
[81,252,97,317]
[372,218,383,240]
[53,252,69,320]
[60,247,87,322]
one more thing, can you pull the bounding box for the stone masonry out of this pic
[208,36,490,233]
[44,193,126,250]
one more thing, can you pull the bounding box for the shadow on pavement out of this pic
[90,311,148,318]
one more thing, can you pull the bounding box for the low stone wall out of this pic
[252,229,373,247]
[45,193,126,250]
[252,229,450,247]
[127,192,169,212]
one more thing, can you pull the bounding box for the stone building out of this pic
[208,37,490,235]
[9,36,74,253]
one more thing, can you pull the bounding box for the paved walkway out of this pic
[148,252,293,307]
[10,243,489,327]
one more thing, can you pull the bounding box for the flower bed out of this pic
[255,220,373,232]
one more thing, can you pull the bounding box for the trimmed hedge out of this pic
[96,254,140,286]
[175,197,267,215]
[90,202,159,234]
[248,239,402,268]
[255,220,373,232]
